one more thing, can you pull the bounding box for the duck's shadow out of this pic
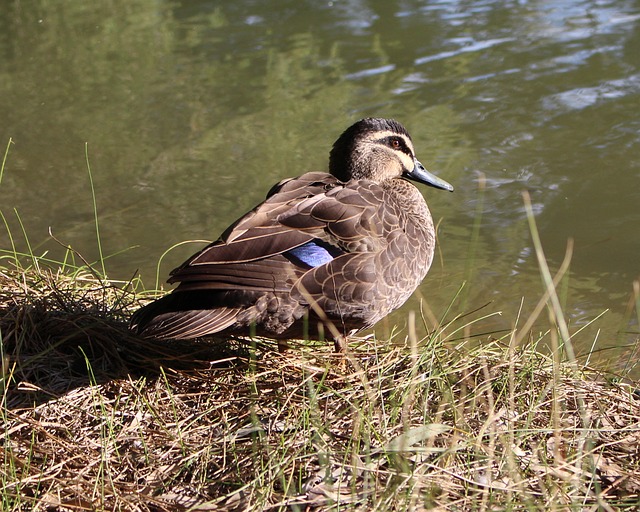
[1,295,260,410]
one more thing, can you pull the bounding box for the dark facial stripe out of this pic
[379,135,413,157]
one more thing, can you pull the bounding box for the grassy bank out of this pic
[1,259,639,511]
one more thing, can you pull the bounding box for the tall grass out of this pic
[84,142,106,279]
[0,138,12,187]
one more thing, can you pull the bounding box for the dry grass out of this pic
[2,264,640,511]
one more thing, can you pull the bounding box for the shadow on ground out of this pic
[0,273,258,409]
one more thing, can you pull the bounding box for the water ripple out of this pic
[344,64,396,80]
[414,37,514,66]
[542,73,640,112]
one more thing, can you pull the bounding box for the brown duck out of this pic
[131,118,453,350]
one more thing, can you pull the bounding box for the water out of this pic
[1,0,638,374]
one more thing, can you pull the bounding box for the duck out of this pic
[130,118,453,351]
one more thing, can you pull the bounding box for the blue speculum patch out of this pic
[286,240,343,268]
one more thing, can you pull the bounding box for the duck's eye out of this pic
[391,138,401,149]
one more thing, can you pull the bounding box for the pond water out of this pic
[1,0,639,375]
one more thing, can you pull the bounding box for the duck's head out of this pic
[329,118,454,192]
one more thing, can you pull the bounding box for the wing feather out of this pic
[167,172,392,301]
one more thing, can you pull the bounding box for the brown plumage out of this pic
[130,118,453,350]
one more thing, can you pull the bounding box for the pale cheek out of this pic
[399,154,415,171]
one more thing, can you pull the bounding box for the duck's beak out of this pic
[405,159,454,192]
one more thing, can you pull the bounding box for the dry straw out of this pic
[1,258,639,511]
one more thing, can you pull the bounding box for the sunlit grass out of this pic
[1,250,639,510]
[1,145,640,510]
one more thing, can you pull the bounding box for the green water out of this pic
[1,0,639,374]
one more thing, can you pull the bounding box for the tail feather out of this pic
[130,292,241,339]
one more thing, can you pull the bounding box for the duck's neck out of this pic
[383,179,433,226]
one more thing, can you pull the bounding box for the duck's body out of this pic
[131,118,453,348]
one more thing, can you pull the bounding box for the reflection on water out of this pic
[0,0,638,374]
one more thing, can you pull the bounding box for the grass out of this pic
[1,146,640,510]
[1,256,640,511]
